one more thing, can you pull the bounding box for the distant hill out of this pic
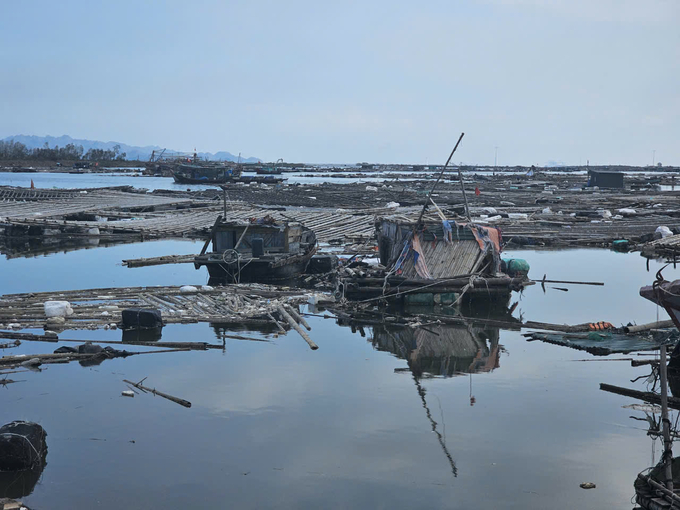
[1,135,260,163]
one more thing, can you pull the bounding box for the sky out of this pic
[0,0,678,165]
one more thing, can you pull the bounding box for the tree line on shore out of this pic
[0,140,127,162]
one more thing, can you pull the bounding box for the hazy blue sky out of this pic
[1,0,677,165]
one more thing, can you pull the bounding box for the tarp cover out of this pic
[0,421,47,472]
[526,330,678,356]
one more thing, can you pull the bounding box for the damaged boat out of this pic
[194,216,318,283]
[337,214,532,302]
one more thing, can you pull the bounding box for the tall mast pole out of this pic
[415,132,465,228]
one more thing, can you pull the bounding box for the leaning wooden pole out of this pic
[199,215,222,257]
[415,132,465,228]
[277,305,318,350]
[660,344,674,491]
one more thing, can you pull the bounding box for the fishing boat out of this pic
[631,271,680,509]
[194,216,317,283]
[173,164,285,185]
[255,158,285,175]
[255,167,284,175]
[336,214,531,302]
[172,163,241,184]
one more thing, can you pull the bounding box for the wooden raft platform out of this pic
[0,285,321,331]
[0,186,380,241]
[641,234,680,258]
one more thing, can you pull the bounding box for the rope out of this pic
[0,431,42,462]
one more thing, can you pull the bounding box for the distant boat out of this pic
[255,158,285,175]
[173,164,284,185]
[255,167,284,175]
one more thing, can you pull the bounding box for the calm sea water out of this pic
[0,171,400,189]
[1,170,679,508]
[2,170,678,191]
[1,239,678,509]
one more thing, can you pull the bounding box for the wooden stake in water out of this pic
[660,344,674,491]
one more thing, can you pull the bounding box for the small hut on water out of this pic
[376,215,502,279]
[337,213,531,302]
[587,169,624,188]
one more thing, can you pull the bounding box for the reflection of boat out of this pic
[194,216,317,283]
[370,322,500,379]
[352,320,502,478]
[0,466,45,499]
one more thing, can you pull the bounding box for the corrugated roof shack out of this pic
[376,217,501,279]
[334,216,531,302]
[588,169,624,188]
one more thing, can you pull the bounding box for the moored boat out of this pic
[173,164,285,185]
[194,216,317,283]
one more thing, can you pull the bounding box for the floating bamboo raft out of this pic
[3,178,680,248]
[0,187,379,242]
[641,234,680,258]
[0,284,325,331]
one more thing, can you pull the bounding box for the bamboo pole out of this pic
[538,274,604,286]
[277,305,318,350]
[623,320,675,334]
[267,312,287,333]
[600,383,680,410]
[284,304,311,331]
[415,132,465,228]
[123,378,192,408]
[637,474,680,506]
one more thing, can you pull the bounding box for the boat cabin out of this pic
[177,164,241,182]
[195,217,317,283]
[211,220,310,257]
[587,169,624,188]
[376,216,503,279]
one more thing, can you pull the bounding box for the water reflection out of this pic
[0,464,46,499]
[0,236,137,260]
[369,323,501,379]
[0,428,47,500]
[211,323,280,340]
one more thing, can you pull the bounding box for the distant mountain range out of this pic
[1,135,261,163]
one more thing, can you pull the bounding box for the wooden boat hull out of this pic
[173,173,284,185]
[195,246,317,284]
[336,276,529,302]
[640,280,680,330]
